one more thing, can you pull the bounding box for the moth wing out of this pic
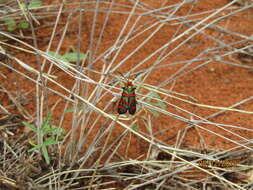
[118,96,128,114]
[128,93,137,115]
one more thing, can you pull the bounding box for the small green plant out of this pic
[2,0,42,32]
[22,112,65,164]
[48,51,87,68]
[135,73,167,116]
[2,17,30,32]
[22,0,43,9]
[48,51,86,62]
[145,92,167,116]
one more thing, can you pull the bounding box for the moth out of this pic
[118,81,137,115]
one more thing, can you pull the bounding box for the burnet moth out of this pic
[118,81,137,115]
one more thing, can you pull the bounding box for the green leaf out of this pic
[64,107,75,113]
[18,21,29,29]
[131,124,139,131]
[22,121,37,132]
[43,125,65,136]
[134,72,145,94]
[20,3,26,10]
[145,92,166,116]
[3,18,17,32]
[42,125,54,135]
[8,24,17,32]
[41,112,52,130]
[62,52,86,62]
[146,106,159,116]
[41,146,50,164]
[43,137,59,146]
[28,144,41,152]
[48,51,71,68]
[28,0,43,9]
[3,17,15,25]
[52,126,65,136]
[48,51,67,61]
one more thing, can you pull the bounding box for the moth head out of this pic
[122,81,136,91]
[126,81,133,86]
